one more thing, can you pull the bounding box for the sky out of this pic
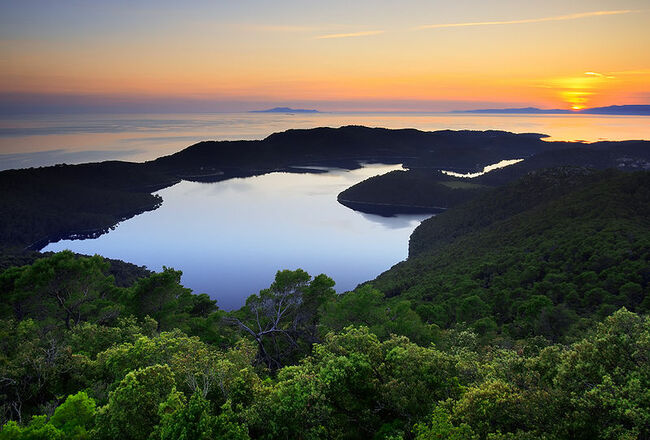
[1,0,649,112]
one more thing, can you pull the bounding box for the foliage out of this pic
[227,269,335,369]
[157,392,249,440]
[1,168,648,439]
[413,406,477,440]
[0,392,96,440]
[373,170,649,341]
[94,364,176,440]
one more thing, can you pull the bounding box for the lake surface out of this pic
[44,164,430,310]
[1,112,649,170]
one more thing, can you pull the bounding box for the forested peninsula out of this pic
[0,126,649,439]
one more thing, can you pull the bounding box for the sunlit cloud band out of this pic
[417,10,636,30]
[315,30,384,39]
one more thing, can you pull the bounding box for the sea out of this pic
[1,112,649,171]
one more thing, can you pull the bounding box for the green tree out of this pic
[227,269,335,369]
[413,406,477,440]
[0,392,95,440]
[48,392,96,439]
[94,364,176,440]
[127,268,193,331]
[158,391,249,440]
[5,251,117,329]
[553,308,650,439]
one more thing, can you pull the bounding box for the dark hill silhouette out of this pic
[456,104,650,115]
[151,126,555,178]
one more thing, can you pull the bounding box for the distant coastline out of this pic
[250,107,320,113]
[455,104,650,116]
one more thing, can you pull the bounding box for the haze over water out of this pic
[1,112,649,171]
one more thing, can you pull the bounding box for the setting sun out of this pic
[2,1,649,112]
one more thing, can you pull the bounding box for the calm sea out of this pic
[1,112,649,171]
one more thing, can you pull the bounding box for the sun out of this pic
[571,104,584,111]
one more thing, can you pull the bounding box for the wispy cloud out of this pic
[240,24,318,32]
[417,10,636,30]
[315,30,384,39]
[584,72,616,79]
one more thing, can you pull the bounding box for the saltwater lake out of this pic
[4,111,649,309]
[43,164,429,309]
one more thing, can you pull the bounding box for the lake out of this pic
[43,164,430,309]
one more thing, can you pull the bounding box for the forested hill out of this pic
[370,168,649,340]
[0,161,177,251]
[151,126,554,174]
[335,140,650,215]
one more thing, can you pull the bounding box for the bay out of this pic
[43,164,430,310]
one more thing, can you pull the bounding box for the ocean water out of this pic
[1,112,649,171]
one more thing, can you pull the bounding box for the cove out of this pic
[44,164,431,310]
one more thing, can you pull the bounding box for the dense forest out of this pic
[0,162,176,252]
[0,168,648,439]
[336,140,650,215]
[337,169,487,214]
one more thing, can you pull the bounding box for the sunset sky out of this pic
[1,0,649,112]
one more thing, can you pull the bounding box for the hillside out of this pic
[1,168,648,439]
[369,169,649,340]
[336,140,650,214]
[337,169,487,215]
[150,126,554,176]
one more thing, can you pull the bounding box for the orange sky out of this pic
[1,1,649,111]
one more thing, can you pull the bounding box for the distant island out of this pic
[455,104,650,116]
[250,107,320,113]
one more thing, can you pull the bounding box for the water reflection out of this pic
[357,212,433,229]
[44,164,430,310]
[441,158,524,178]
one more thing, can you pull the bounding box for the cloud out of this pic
[242,24,317,32]
[584,72,616,79]
[315,30,384,39]
[417,10,636,30]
